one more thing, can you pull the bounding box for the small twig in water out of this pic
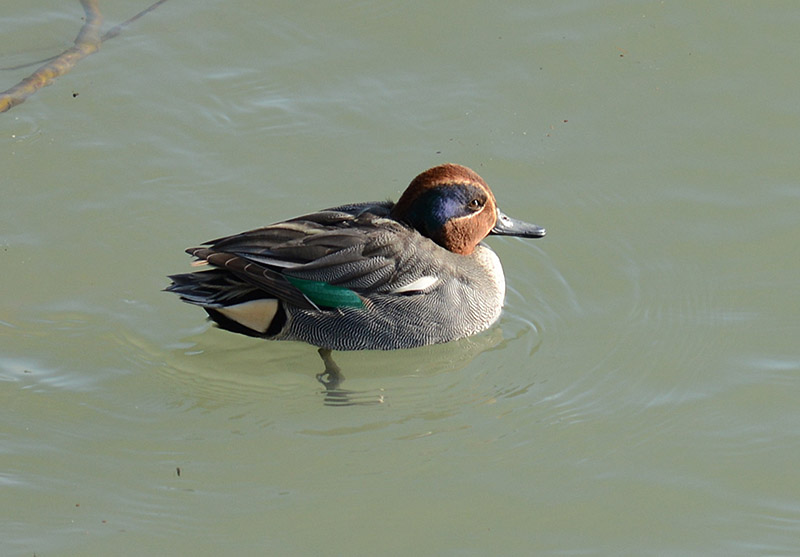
[0,0,168,113]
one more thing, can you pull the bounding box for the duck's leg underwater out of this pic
[316,348,344,391]
[315,348,384,406]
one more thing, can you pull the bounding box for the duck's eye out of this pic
[469,198,484,210]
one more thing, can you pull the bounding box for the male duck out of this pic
[167,163,545,351]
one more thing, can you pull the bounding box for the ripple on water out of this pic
[7,114,44,146]
[0,308,120,394]
[161,325,497,398]
[505,234,732,436]
[149,307,549,431]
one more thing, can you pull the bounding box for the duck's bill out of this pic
[491,209,546,238]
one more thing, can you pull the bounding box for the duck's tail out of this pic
[166,270,287,337]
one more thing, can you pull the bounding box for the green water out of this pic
[2,1,799,555]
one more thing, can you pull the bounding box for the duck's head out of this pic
[390,163,546,255]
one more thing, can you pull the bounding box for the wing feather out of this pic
[185,202,441,307]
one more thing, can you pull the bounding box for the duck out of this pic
[167,163,545,352]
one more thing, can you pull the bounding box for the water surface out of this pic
[2,1,799,555]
